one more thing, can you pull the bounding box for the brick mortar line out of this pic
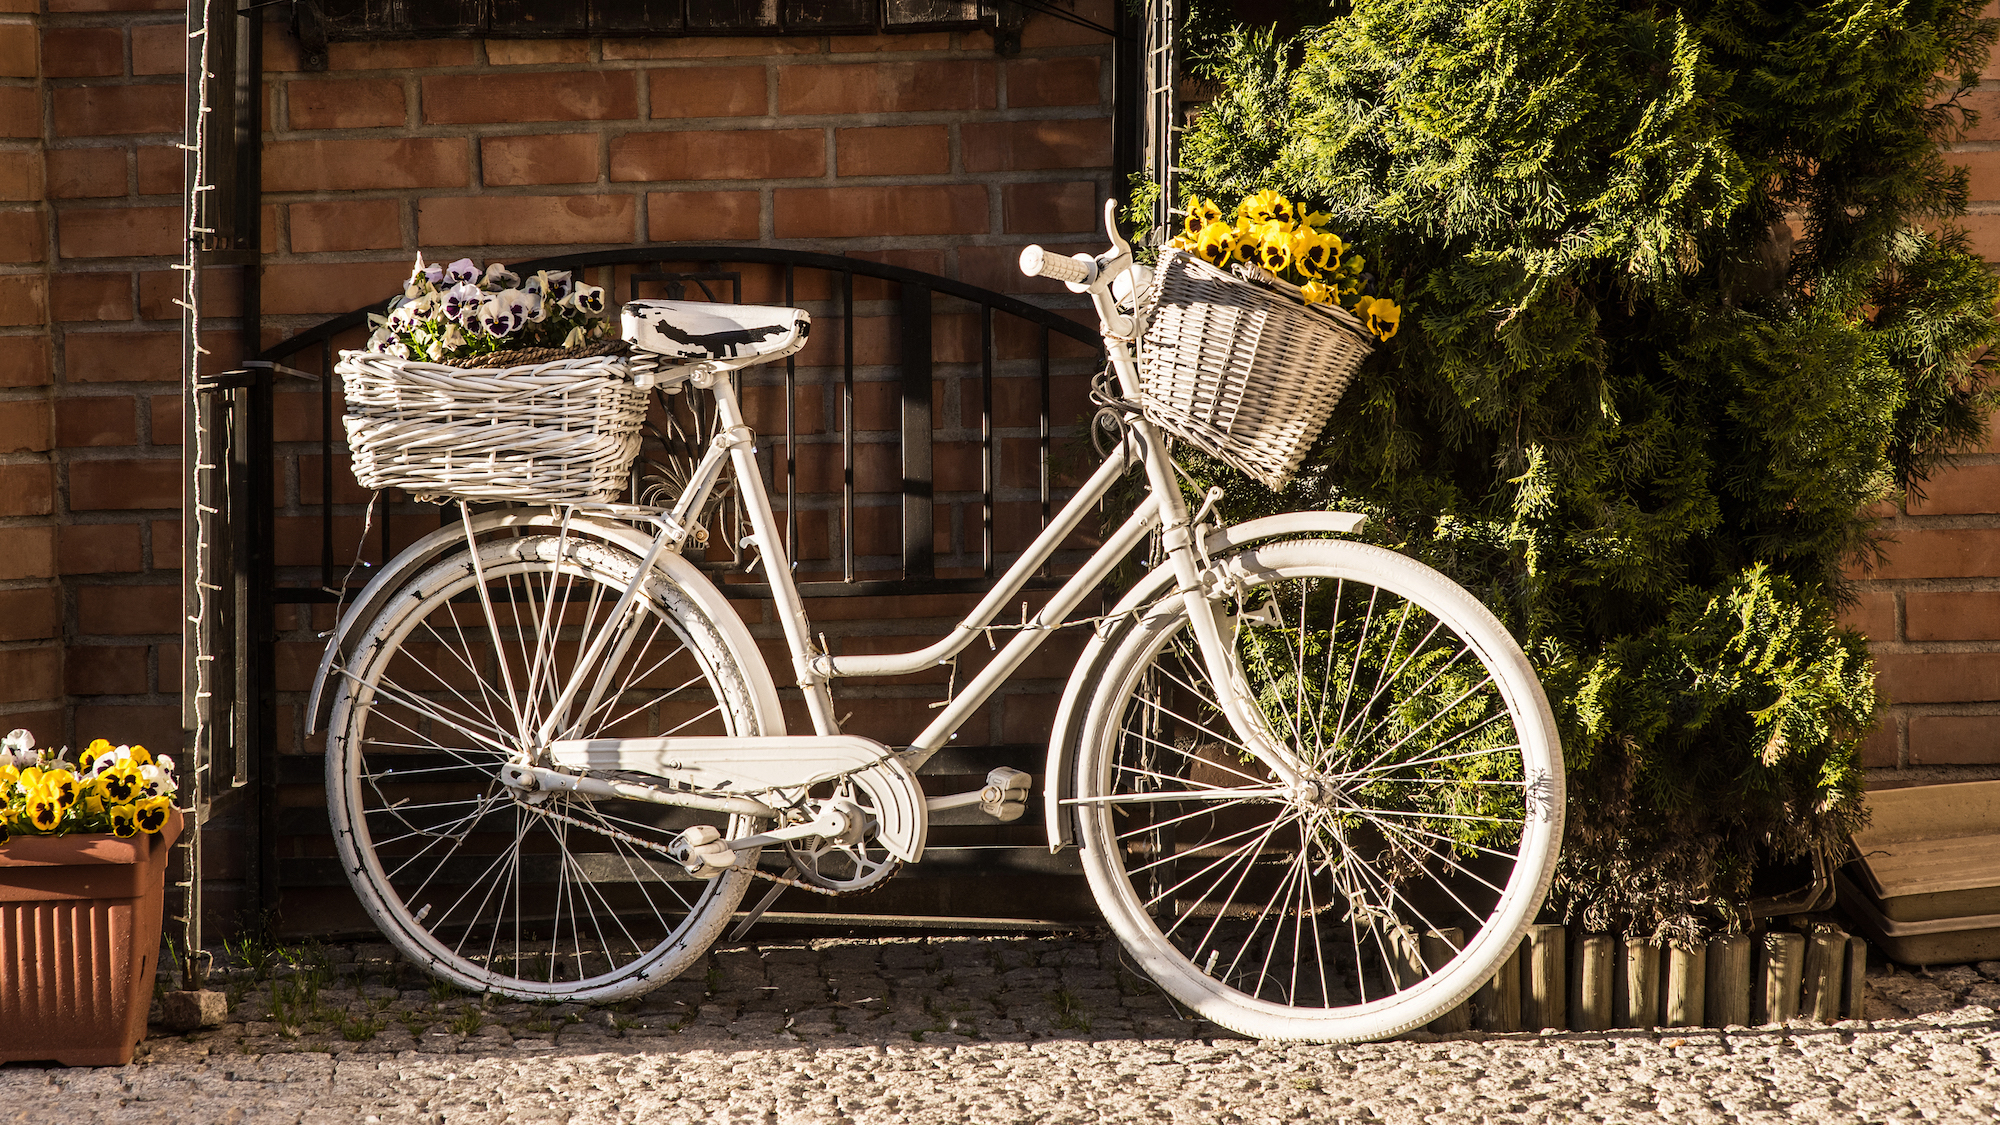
[260,106,1114,142]
[246,227,1121,261]
[1864,639,2000,653]
[42,12,183,26]
[1864,512,2000,524]
[1853,581,2000,594]
[262,42,1109,79]
[40,75,182,89]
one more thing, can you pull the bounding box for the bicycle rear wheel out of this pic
[326,533,770,1001]
[1074,538,1562,1042]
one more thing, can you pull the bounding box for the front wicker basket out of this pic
[337,351,648,505]
[1136,248,1375,491]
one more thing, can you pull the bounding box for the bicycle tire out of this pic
[1073,538,1563,1043]
[326,533,770,1001]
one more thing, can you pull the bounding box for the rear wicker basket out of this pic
[1136,247,1375,491]
[337,351,647,505]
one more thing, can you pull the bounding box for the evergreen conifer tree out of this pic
[1172,0,2000,938]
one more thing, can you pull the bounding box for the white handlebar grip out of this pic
[1019,245,1091,284]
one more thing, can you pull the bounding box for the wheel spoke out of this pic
[328,534,767,1002]
[1078,541,1562,1043]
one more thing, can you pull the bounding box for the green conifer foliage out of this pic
[1174,0,2000,937]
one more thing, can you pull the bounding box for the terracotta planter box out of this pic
[0,808,182,1066]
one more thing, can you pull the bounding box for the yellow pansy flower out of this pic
[109,803,137,838]
[1237,189,1291,226]
[1192,222,1237,266]
[1254,223,1292,272]
[1354,296,1401,340]
[124,745,151,767]
[98,762,140,804]
[134,795,171,834]
[25,788,60,832]
[1300,232,1345,277]
[0,763,17,789]
[1300,280,1334,306]
[19,766,41,791]
[42,768,76,810]
[1182,197,1224,240]
[83,790,105,817]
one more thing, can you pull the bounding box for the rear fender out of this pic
[1042,510,1367,851]
[305,511,785,739]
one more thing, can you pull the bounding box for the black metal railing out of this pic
[254,247,1103,604]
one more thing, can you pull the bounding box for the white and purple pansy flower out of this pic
[443,258,481,286]
[387,293,436,329]
[478,295,522,337]
[564,284,605,316]
[483,263,521,290]
[542,270,573,300]
[494,287,538,327]
[441,281,484,324]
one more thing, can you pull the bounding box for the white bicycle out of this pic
[307,205,1564,1044]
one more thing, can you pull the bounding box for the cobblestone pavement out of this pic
[3,932,1999,1124]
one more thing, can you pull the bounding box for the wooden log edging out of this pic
[1425,927,1867,1036]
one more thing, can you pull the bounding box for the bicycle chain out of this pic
[527,799,847,897]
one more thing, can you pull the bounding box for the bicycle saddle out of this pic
[621,299,811,363]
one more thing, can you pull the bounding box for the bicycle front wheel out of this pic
[1074,538,1563,1043]
[326,533,771,1001]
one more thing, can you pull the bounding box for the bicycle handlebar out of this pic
[1018,245,1093,286]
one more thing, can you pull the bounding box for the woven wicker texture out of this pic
[337,352,647,505]
[1136,248,1374,491]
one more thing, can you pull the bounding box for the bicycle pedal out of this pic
[673,824,740,878]
[979,767,1032,822]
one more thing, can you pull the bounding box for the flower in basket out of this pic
[1167,192,1403,340]
[0,731,178,845]
[365,254,613,364]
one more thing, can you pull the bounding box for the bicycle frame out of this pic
[649,273,1310,788]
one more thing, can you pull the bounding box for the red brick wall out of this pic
[1844,39,2000,782]
[25,4,1117,771]
[35,0,193,760]
[0,0,73,753]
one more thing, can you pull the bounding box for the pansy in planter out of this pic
[0,731,177,841]
[133,796,170,835]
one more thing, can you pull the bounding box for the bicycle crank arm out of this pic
[722,804,855,852]
[499,763,778,819]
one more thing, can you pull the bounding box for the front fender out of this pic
[1042,510,1367,851]
[305,511,785,740]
